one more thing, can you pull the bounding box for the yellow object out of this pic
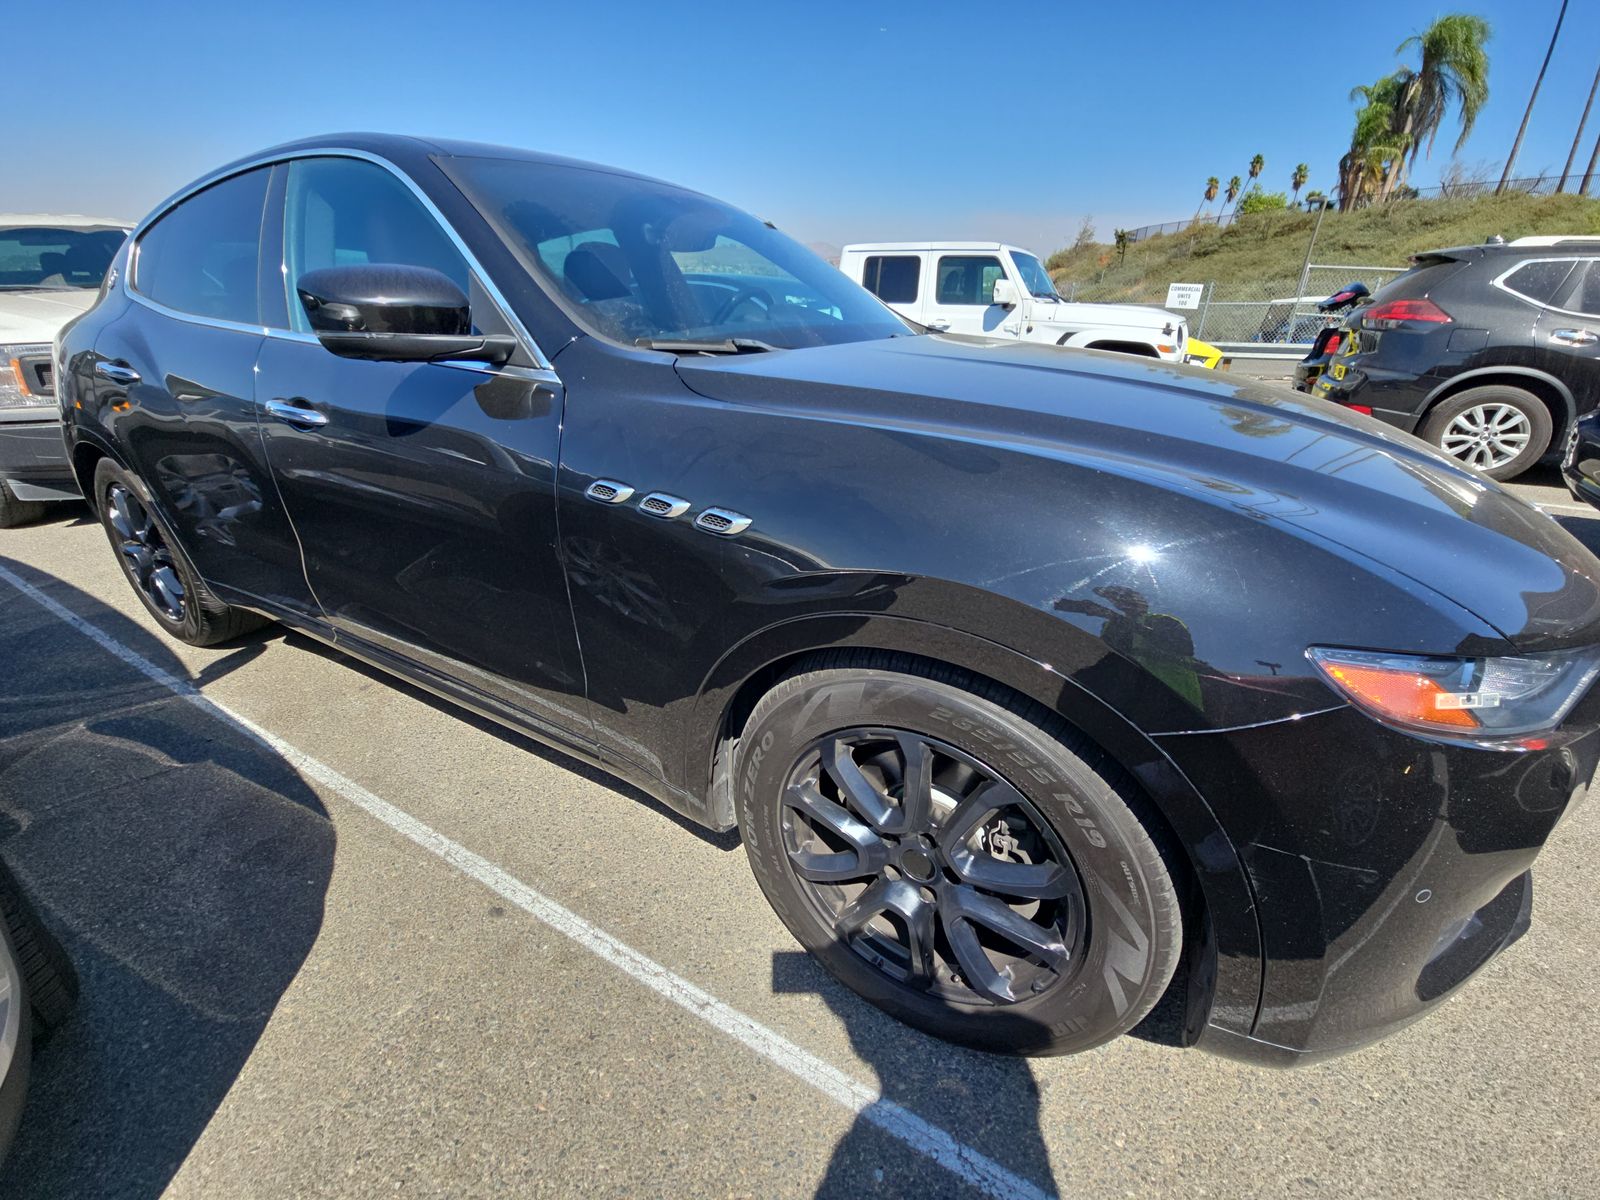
[1182,337,1229,370]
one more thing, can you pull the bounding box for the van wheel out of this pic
[736,653,1182,1056]
[0,480,47,529]
[1421,385,1551,481]
[92,459,268,646]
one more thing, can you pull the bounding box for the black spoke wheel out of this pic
[738,654,1183,1057]
[782,729,1087,1007]
[93,458,269,647]
[105,481,187,623]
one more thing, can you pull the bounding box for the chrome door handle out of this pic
[94,361,140,385]
[1551,328,1598,347]
[264,398,329,429]
[925,320,951,332]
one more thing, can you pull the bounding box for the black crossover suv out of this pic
[54,135,1600,1065]
[1307,236,1600,481]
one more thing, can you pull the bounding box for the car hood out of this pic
[675,334,1600,652]
[0,289,99,343]
[1029,299,1177,330]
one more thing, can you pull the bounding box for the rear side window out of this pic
[281,157,471,334]
[935,255,1006,305]
[1500,259,1577,307]
[134,168,271,324]
[861,255,919,303]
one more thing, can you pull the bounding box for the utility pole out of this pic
[1582,125,1600,196]
[1499,0,1568,193]
[1559,62,1600,192]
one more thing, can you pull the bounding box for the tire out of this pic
[0,861,77,1031]
[0,480,47,529]
[1420,384,1552,481]
[92,458,268,646]
[736,652,1182,1057]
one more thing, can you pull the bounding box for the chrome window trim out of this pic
[1491,257,1599,320]
[123,146,555,371]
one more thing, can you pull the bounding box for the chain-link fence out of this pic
[1060,263,1409,346]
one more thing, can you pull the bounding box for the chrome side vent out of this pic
[585,479,634,504]
[638,492,690,519]
[694,507,752,537]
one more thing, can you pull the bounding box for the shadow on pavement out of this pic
[0,556,334,1198]
[771,950,1057,1199]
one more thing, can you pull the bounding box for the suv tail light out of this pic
[1324,332,1343,357]
[1362,297,1453,330]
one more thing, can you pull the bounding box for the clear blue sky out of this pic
[12,0,1599,256]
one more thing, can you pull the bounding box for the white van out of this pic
[839,241,1186,362]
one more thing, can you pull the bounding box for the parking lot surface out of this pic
[3,490,1598,1199]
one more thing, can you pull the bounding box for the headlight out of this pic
[1308,645,1600,749]
[0,342,54,411]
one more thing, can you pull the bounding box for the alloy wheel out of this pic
[779,728,1086,1006]
[1440,402,1532,471]
[106,482,187,622]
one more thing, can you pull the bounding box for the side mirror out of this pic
[990,278,1019,309]
[295,264,517,366]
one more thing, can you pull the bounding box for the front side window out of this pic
[440,156,907,350]
[862,255,920,304]
[1501,259,1577,308]
[1565,260,1600,318]
[134,168,271,324]
[281,158,471,333]
[934,256,1007,306]
[0,225,125,291]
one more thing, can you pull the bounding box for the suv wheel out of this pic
[736,654,1182,1056]
[92,459,268,646]
[0,480,47,529]
[1421,384,1552,481]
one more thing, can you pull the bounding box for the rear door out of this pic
[252,155,585,734]
[922,253,1019,336]
[94,165,316,612]
[1539,258,1600,416]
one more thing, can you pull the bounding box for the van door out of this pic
[922,253,1020,337]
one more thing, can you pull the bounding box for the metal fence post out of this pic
[1196,282,1213,342]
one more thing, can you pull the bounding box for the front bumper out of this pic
[0,416,77,500]
[1159,703,1594,1064]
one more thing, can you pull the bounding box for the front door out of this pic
[923,253,1020,337]
[253,155,584,734]
[1540,259,1600,429]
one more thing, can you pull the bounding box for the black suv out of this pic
[52,135,1600,1065]
[1308,237,1600,480]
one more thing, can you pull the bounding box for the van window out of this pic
[935,255,1006,305]
[134,168,271,324]
[861,255,919,304]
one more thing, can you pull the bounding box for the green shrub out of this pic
[1236,188,1289,214]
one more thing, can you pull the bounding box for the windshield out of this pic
[1009,250,1060,300]
[0,226,125,290]
[441,157,909,350]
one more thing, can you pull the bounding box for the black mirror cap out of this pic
[296,264,471,336]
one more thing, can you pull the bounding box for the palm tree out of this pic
[1380,13,1492,200]
[1498,1,1562,191]
[1195,176,1220,227]
[1223,175,1241,219]
[1248,154,1265,189]
[1291,163,1310,206]
[1339,74,1410,210]
[1558,60,1600,192]
[1303,190,1328,211]
[1113,229,1131,265]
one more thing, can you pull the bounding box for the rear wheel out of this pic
[92,458,268,646]
[1421,384,1551,481]
[0,480,47,529]
[0,860,77,1031]
[736,654,1182,1056]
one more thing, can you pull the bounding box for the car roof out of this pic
[0,213,132,229]
[841,242,1015,254]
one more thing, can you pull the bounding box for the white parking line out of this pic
[0,562,1055,1200]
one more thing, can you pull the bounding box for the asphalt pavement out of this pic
[1,479,1598,1199]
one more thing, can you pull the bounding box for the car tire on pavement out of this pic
[736,652,1182,1056]
[0,481,47,530]
[1421,384,1552,481]
[92,458,269,647]
[0,861,77,1032]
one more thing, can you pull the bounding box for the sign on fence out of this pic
[1165,283,1204,310]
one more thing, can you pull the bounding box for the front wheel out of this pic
[1420,385,1551,481]
[737,656,1182,1056]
